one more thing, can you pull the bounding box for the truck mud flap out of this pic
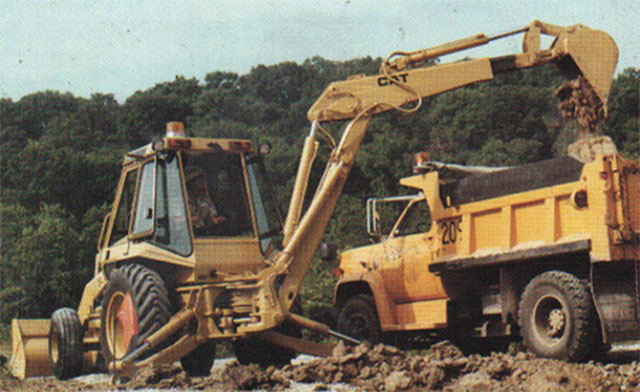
[591,260,640,344]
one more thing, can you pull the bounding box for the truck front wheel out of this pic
[337,294,381,344]
[100,264,171,365]
[518,271,596,361]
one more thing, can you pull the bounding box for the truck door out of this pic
[381,198,446,303]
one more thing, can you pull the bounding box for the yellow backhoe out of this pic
[10,20,618,380]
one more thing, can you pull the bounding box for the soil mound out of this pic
[114,341,639,391]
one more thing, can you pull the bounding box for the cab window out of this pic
[182,152,253,237]
[109,169,138,245]
[131,161,154,236]
[393,200,431,237]
[152,153,192,255]
[246,155,283,253]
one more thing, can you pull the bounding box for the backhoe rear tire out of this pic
[100,264,171,365]
[180,341,216,377]
[337,294,381,344]
[49,308,83,380]
[518,271,596,361]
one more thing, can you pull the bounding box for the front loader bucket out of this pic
[564,27,619,107]
[9,319,52,379]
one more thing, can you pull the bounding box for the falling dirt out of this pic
[4,341,639,391]
[556,75,605,135]
[556,76,617,162]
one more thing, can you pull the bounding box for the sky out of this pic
[2,1,638,102]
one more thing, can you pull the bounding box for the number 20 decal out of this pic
[441,219,462,245]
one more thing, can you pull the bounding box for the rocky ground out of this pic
[2,341,639,392]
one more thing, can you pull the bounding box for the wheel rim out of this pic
[532,294,569,347]
[105,291,138,359]
[346,314,371,341]
[50,327,59,364]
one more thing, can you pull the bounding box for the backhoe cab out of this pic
[97,122,282,279]
[11,123,291,379]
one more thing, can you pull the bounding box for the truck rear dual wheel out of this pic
[518,271,597,361]
[337,294,381,344]
[100,264,171,365]
[49,308,84,380]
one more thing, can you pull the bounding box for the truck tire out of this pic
[518,271,596,361]
[181,341,216,377]
[49,308,84,380]
[233,300,302,367]
[337,294,381,344]
[100,264,171,365]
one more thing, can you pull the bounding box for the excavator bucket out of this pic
[562,27,619,107]
[9,319,52,379]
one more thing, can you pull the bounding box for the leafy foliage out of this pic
[0,57,637,324]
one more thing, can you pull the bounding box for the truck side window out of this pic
[110,169,138,245]
[394,200,431,237]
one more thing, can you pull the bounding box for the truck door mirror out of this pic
[366,198,381,238]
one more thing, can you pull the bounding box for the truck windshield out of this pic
[393,199,431,237]
[246,155,282,254]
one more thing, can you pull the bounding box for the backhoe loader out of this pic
[10,20,618,380]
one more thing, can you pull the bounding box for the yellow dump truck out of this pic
[10,20,622,379]
[334,153,639,361]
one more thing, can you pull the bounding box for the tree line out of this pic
[0,56,637,323]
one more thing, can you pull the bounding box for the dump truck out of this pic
[11,20,620,379]
[334,151,639,361]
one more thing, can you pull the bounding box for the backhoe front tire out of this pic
[100,264,171,365]
[181,341,216,377]
[518,271,596,361]
[337,294,381,344]
[49,308,83,380]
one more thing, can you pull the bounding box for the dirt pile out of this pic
[115,341,639,391]
[556,76,617,162]
[5,342,639,391]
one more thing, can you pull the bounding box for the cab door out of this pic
[380,198,446,303]
[103,166,139,261]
